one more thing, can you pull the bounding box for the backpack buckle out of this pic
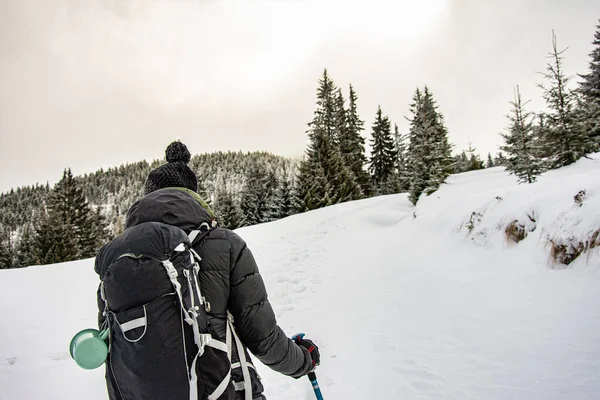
[203,299,211,313]
[188,306,199,319]
[167,267,178,279]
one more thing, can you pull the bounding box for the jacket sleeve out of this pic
[227,231,312,378]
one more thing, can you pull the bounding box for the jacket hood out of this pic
[125,188,215,232]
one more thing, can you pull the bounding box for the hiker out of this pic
[96,141,319,400]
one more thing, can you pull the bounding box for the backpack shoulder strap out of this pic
[188,223,217,248]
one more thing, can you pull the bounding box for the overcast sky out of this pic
[1,0,599,192]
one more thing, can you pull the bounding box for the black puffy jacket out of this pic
[99,188,312,398]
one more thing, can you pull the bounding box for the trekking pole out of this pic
[307,371,324,400]
[292,333,324,400]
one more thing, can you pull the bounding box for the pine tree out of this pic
[423,87,454,192]
[0,229,13,269]
[407,88,429,204]
[215,188,243,230]
[240,163,278,226]
[578,19,600,151]
[35,209,79,265]
[369,106,397,193]
[296,69,361,210]
[406,87,453,204]
[340,84,372,197]
[501,86,545,183]
[486,153,495,168]
[35,169,108,263]
[295,161,331,212]
[538,31,589,168]
[465,142,485,171]
[14,223,37,267]
[494,152,508,167]
[452,151,470,173]
[268,166,297,220]
[333,88,348,148]
[579,20,600,107]
[393,124,409,192]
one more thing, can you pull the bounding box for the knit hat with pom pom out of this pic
[144,141,198,195]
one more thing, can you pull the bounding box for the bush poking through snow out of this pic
[574,190,586,207]
[549,229,600,266]
[549,239,585,266]
[466,212,483,233]
[504,212,537,244]
[505,220,529,243]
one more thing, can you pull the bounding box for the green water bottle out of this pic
[69,328,109,370]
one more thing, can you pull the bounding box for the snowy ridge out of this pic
[1,159,599,399]
[416,153,600,265]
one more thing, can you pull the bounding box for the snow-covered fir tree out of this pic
[538,31,590,168]
[267,165,297,221]
[393,124,409,192]
[215,187,243,230]
[578,19,600,152]
[34,169,108,263]
[340,84,372,197]
[35,208,79,265]
[465,142,485,171]
[406,87,453,204]
[0,229,13,269]
[452,151,470,173]
[296,162,332,212]
[425,87,454,189]
[369,106,397,194]
[486,153,495,168]
[494,152,508,167]
[240,162,278,226]
[14,223,37,268]
[500,86,545,183]
[296,69,361,211]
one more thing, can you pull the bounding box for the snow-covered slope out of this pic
[1,156,599,400]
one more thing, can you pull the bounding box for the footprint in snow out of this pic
[45,352,70,361]
[6,357,17,366]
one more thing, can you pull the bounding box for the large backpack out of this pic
[95,221,243,400]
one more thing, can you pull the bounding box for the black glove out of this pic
[293,336,320,370]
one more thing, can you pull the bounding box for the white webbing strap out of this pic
[207,370,231,400]
[188,230,200,246]
[120,316,146,332]
[188,223,209,247]
[207,320,233,400]
[183,269,210,353]
[163,258,209,400]
[231,362,256,371]
[229,314,252,400]
[206,314,254,400]
[162,260,195,325]
[192,269,205,306]
[189,354,200,400]
[226,315,233,360]
[206,339,228,353]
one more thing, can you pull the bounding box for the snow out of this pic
[1,155,600,400]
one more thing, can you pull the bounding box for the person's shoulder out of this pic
[206,227,246,246]
[224,228,246,246]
